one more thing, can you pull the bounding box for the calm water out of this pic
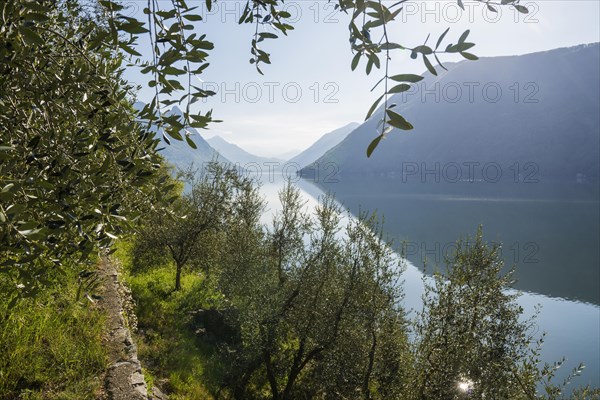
[257,173,600,390]
[317,179,600,305]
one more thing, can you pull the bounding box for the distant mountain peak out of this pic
[127,101,229,170]
[207,136,283,166]
[169,105,183,116]
[207,135,229,145]
[289,122,360,168]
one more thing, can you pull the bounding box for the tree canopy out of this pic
[0,0,170,299]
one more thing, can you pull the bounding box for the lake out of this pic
[256,172,600,391]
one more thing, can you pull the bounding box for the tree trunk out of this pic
[264,351,280,400]
[363,330,377,400]
[175,261,182,291]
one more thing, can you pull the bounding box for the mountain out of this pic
[302,44,600,183]
[133,103,229,171]
[207,136,283,167]
[289,122,360,168]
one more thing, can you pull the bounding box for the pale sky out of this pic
[124,0,600,157]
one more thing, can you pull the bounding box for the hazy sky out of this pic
[124,0,600,157]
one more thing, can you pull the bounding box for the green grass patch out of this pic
[117,240,227,399]
[0,268,107,399]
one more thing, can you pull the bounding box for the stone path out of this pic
[96,257,149,400]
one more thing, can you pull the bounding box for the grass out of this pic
[115,239,227,399]
[0,266,107,400]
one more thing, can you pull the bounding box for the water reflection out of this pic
[316,178,600,306]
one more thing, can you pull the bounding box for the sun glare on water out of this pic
[458,379,474,393]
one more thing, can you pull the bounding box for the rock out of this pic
[97,257,150,400]
[150,385,168,400]
[130,372,145,386]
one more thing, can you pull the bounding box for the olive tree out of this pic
[411,230,542,399]
[0,0,168,299]
[217,183,411,399]
[134,162,258,290]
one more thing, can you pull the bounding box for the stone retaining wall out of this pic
[97,258,167,400]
